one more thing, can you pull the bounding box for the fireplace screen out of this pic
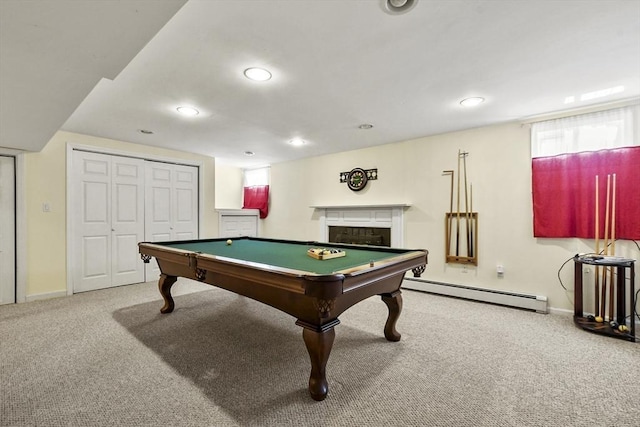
[328,226,391,247]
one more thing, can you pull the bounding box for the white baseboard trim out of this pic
[548,307,573,316]
[25,290,67,303]
[402,278,548,313]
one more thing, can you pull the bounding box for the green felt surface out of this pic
[166,238,407,275]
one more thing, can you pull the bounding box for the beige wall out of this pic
[24,130,217,298]
[261,122,636,312]
[214,160,243,209]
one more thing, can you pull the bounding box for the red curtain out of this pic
[243,185,269,219]
[532,146,640,239]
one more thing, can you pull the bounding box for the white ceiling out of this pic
[2,0,639,167]
[0,0,187,152]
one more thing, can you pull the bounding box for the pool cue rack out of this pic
[571,172,636,341]
[573,255,636,342]
[445,212,478,265]
[443,150,478,266]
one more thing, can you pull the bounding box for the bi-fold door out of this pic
[144,161,198,280]
[71,151,199,293]
[71,151,145,292]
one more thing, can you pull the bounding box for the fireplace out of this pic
[329,226,391,247]
[313,204,409,248]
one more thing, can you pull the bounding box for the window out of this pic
[244,167,270,187]
[243,167,270,219]
[531,106,637,157]
[531,104,640,240]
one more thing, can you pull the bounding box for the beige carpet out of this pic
[1,280,638,426]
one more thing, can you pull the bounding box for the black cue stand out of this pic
[573,255,636,342]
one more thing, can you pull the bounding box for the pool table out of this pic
[139,237,428,401]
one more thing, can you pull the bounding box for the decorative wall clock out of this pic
[339,168,378,191]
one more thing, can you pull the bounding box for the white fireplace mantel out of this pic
[313,204,410,247]
[310,203,411,209]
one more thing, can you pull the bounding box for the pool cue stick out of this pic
[462,151,470,257]
[456,150,461,257]
[609,173,616,321]
[600,174,611,319]
[443,170,454,257]
[594,175,600,316]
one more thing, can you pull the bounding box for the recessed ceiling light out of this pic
[176,106,199,116]
[244,151,255,156]
[244,67,272,81]
[460,97,485,107]
[138,129,154,135]
[358,124,374,129]
[383,0,417,14]
[289,138,306,146]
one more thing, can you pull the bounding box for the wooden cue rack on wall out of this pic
[443,150,478,266]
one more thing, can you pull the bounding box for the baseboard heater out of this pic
[402,277,548,314]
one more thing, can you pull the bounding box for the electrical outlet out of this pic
[42,203,51,212]
[497,264,505,276]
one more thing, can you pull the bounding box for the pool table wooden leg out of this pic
[158,274,178,314]
[297,320,339,401]
[381,290,403,341]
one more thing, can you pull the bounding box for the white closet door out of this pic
[111,157,145,286]
[72,151,145,292]
[72,151,112,292]
[144,162,172,282]
[172,164,198,240]
[144,162,173,243]
[0,156,16,304]
[144,162,199,280]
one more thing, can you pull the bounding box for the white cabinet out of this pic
[218,209,259,238]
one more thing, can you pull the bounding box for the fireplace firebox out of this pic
[329,226,391,247]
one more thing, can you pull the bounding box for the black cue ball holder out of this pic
[307,247,346,260]
[573,255,636,342]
